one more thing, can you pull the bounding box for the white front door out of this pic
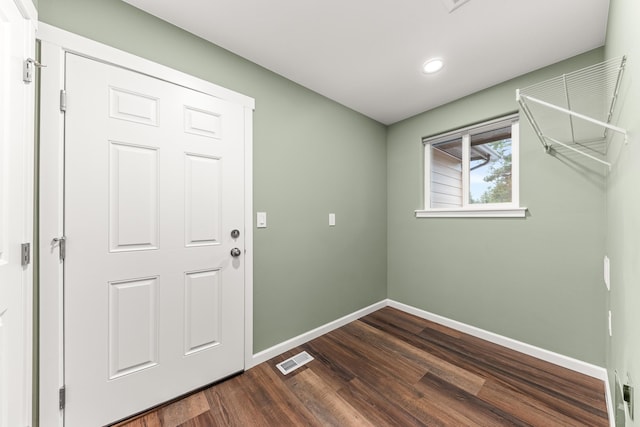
[63,53,245,426]
[0,1,34,427]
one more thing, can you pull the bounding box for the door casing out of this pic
[0,1,36,426]
[38,23,255,427]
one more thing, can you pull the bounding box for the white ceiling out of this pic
[123,0,610,125]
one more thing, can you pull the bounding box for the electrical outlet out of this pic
[624,383,634,420]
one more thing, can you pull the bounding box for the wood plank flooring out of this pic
[114,307,609,426]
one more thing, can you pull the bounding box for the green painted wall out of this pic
[38,0,388,353]
[38,0,615,369]
[605,0,640,424]
[387,48,607,365]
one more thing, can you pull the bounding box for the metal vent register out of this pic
[276,351,314,375]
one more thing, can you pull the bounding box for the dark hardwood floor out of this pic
[114,307,609,426]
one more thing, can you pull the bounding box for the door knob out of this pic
[231,229,240,238]
[230,248,242,257]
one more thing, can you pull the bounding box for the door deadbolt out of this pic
[230,248,242,257]
[231,229,240,239]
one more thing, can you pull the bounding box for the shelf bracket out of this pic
[516,55,628,169]
[544,136,612,170]
[516,89,549,152]
[519,94,627,140]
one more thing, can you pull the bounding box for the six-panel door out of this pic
[63,53,245,427]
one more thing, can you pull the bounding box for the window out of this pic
[416,114,526,218]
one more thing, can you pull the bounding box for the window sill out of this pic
[415,207,527,218]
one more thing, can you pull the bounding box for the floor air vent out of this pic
[276,351,314,375]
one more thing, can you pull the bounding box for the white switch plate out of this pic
[604,255,610,290]
[257,212,267,228]
[329,213,335,226]
[609,310,612,337]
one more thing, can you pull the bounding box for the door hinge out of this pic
[20,243,30,266]
[23,58,45,83]
[53,236,66,261]
[60,90,67,112]
[59,386,66,410]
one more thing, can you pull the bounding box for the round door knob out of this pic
[231,229,240,239]
[230,248,242,257]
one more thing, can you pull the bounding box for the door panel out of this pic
[109,142,160,251]
[184,269,222,355]
[109,87,159,126]
[64,53,245,426]
[108,276,159,379]
[185,153,222,246]
[184,106,222,138]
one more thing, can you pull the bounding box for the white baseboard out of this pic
[387,299,608,381]
[250,298,609,387]
[604,374,614,427]
[249,300,387,368]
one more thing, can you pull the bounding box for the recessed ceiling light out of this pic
[423,58,444,74]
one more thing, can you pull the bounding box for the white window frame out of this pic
[416,114,527,218]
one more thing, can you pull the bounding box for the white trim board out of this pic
[243,106,255,370]
[36,23,254,109]
[387,300,608,381]
[15,0,37,21]
[250,300,387,367]
[253,299,608,383]
[605,375,614,427]
[37,23,254,427]
[2,2,36,426]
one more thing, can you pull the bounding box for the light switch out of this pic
[257,212,267,228]
[604,255,610,290]
[329,213,336,226]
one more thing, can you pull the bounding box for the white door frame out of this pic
[0,1,35,426]
[38,23,254,427]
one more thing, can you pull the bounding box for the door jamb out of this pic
[37,23,255,427]
[2,0,36,426]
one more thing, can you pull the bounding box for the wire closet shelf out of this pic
[516,56,627,169]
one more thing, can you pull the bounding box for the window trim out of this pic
[416,114,527,218]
